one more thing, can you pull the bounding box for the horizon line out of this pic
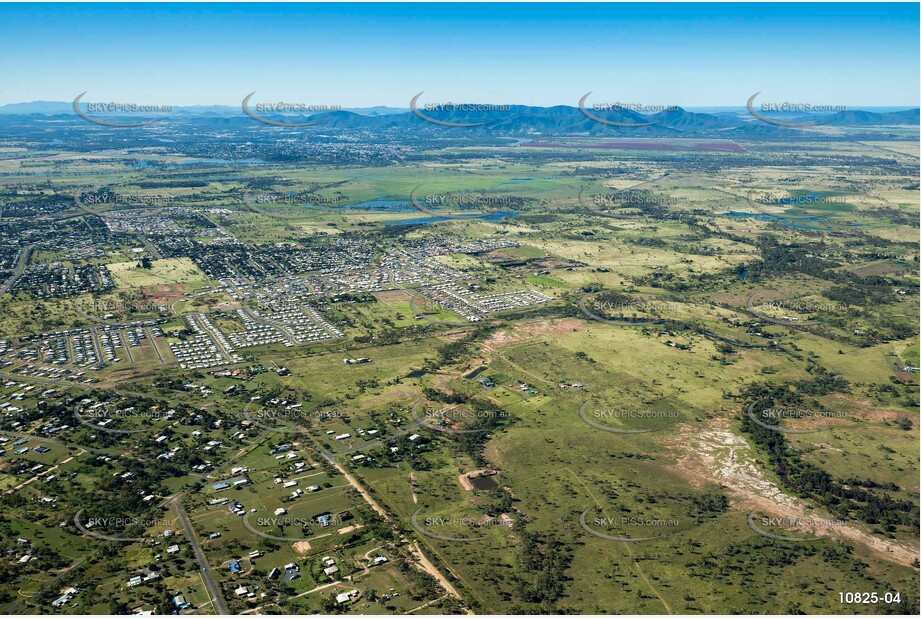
[2,100,919,110]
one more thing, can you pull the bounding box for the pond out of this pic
[469,475,499,490]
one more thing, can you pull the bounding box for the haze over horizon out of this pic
[0,2,918,107]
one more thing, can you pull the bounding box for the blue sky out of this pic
[1,2,918,107]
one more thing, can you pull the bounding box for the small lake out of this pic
[464,366,488,380]
[724,211,829,230]
[469,475,499,490]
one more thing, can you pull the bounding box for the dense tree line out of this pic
[739,379,918,531]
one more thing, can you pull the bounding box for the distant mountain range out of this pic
[0,100,917,137]
[0,101,410,117]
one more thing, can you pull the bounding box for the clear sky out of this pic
[1,2,918,107]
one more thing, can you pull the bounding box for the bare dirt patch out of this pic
[671,419,918,568]
[291,540,312,555]
[337,524,363,535]
[484,317,583,349]
[373,290,413,303]
[823,393,904,423]
[213,300,242,312]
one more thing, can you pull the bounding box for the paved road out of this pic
[1,243,34,294]
[171,495,229,615]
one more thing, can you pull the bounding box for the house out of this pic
[282,563,300,582]
[52,588,79,608]
[212,482,230,491]
[166,544,180,554]
[274,508,287,516]
[323,565,339,576]
[127,570,159,587]
[229,560,242,574]
[336,589,359,604]
[370,555,388,566]
[268,567,281,580]
[173,595,189,610]
[51,594,72,608]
